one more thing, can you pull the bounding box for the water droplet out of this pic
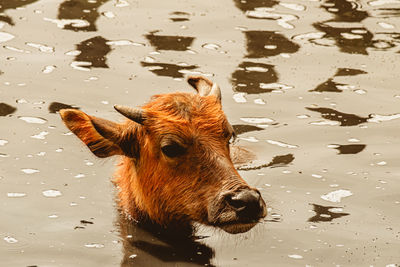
[201,43,221,50]
[55,148,63,153]
[321,189,353,203]
[7,193,27,198]
[18,116,47,124]
[42,190,62,197]
[21,168,39,174]
[312,174,322,179]
[48,214,58,218]
[74,174,85,179]
[377,161,387,166]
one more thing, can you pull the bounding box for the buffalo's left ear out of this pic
[60,109,124,158]
[187,75,221,101]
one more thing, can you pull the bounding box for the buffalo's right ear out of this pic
[60,109,124,158]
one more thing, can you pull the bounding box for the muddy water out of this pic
[1,0,400,266]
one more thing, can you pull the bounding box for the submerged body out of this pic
[60,76,267,234]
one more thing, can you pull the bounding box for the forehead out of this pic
[143,92,228,136]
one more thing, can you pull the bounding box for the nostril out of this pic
[227,195,247,211]
[226,190,262,214]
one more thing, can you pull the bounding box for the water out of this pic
[0,0,400,266]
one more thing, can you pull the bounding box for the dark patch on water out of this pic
[48,102,80,113]
[306,107,368,126]
[335,68,367,76]
[244,31,300,58]
[169,11,190,22]
[237,154,294,171]
[232,124,264,135]
[0,0,39,25]
[233,0,278,12]
[145,33,194,51]
[310,79,346,93]
[321,0,369,22]
[313,23,373,55]
[140,62,197,78]
[332,144,366,154]
[0,103,17,116]
[58,0,110,31]
[308,204,349,222]
[231,61,278,94]
[80,219,94,225]
[74,36,111,68]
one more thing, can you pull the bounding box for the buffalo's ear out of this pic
[187,75,221,101]
[60,109,123,158]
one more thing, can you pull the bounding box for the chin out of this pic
[218,222,258,234]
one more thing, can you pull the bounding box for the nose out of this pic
[226,189,266,221]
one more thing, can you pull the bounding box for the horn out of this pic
[210,82,221,101]
[114,105,146,124]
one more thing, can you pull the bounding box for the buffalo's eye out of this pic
[161,143,186,158]
[228,132,237,145]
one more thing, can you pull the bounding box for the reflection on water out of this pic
[118,215,215,267]
[48,102,80,113]
[335,68,367,76]
[308,204,349,222]
[74,36,111,68]
[330,144,366,154]
[321,0,368,22]
[232,124,264,135]
[58,0,110,31]
[145,33,194,51]
[140,62,197,78]
[231,62,278,94]
[0,0,39,25]
[0,103,17,116]
[237,154,294,171]
[169,11,190,22]
[310,68,367,92]
[233,0,278,12]
[307,107,368,126]
[245,31,299,58]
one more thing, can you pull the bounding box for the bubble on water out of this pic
[106,40,145,46]
[48,214,58,218]
[70,202,78,206]
[202,43,221,50]
[102,11,115,18]
[354,89,367,94]
[74,173,85,179]
[254,98,266,105]
[42,65,56,74]
[288,254,303,259]
[85,243,104,248]
[378,22,395,29]
[21,168,39,174]
[279,3,306,11]
[0,32,15,43]
[260,83,293,90]
[267,140,298,148]
[70,61,91,71]
[312,174,322,178]
[0,139,8,146]
[376,161,387,166]
[37,152,46,156]
[233,93,247,103]
[42,190,62,198]
[85,160,94,166]
[18,116,47,124]
[44,18,90,29]
[297,114,310,119]
[240,117,274,124]
[368,113,400,123]
[7,193,27,198]
[31,131,49,140]
[55,148,63,153]
[240,136,259,143]
[4,236,18,244]
[65,50,81,56]
[321,189,352,203]
[26,42,54,53]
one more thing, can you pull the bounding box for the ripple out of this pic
[202,43,221,50]
[31,131,49,140]
[0,139,8,146]
[42,65,56,74]
[232,124,264,135]
[308,204,349,222]
[279,3,306,11]
[331,144,366,154]
[246,9,298,29]
[3,236,18,244]
[74,36,111,69]
[145,33,194,51]
[266,140,298,148]
[21,168,39,174]
[367,113,400,123]
[306,107,368,126]
[106,40,145,46]
[44,18,90,29]
[85,243,105,248]
[18,116,47,124]
[240,117,275,124]
[26,42,54,53]
[0,32,15,43]
[7,192,27,198]
[233,93,247,103]
[0,103,17,116]
[141,62,197,78]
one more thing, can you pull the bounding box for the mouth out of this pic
[217,221,259,234]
